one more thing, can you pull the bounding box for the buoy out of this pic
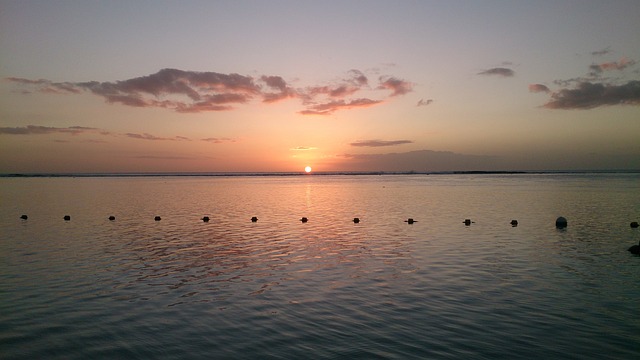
[629,242,640,255]
[64,215,71,221]
[20,215,28,220]
[154,216,161,221]
[631,221,639,228]
[463,219,473,226]
[555,216,567,228]
[404,218,416,224]
[202,216,210,222]
[251,216,258,222]
[108,216,116,221]
[300,217,308,223]
[353,217,360,223]
[510,220,518,226]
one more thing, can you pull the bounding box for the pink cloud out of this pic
[299,98,382,115]
[528,84,550,93]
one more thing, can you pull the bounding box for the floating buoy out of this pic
[20,215,28,220]
[510,220,518,226]
[629,242,640,255]
[404,218,417,224]
[154,216,161,221]
[555,216,567,228]
[631,221,639,228]
[108,216,116,221]
[463,219,473,226]
[63,215,71,221]
[353,217,360,223]
[300,217,308,223]
[202,216,210,222]
[251,216,258,222]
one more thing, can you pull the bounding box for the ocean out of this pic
[1,173,639,359]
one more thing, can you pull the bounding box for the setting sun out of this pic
[304,166,312,173]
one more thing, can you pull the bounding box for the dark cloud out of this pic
[528,84,550,93]
[417,99,433,106]
[8,68,412,115]
[350,139,413,147]
[478,68,515,77]
[543,81,640,109]
[377,76,413,96]
[0,125,97,135]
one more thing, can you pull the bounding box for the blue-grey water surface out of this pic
[1,173,639,359]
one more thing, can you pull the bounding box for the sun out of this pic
[304,166,312,173]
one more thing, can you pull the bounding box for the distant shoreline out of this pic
[2,170,639,178]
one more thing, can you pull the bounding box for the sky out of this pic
[1,0,639,173]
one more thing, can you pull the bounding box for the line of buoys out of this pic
[555,216,567,228]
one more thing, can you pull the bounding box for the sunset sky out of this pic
[1,1,639,173]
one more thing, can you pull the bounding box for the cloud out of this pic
[543,81,640,109]
[290,146,317,151]
[0,125,97,135]
[478,68,515,77]
[597,57,636,71]
[417,99,433,106]
[8,68,413,115]
[528,84,550,93]
[299,98,382,115]
[377,76,413,96]
[591,47,611,56]
[201,137,235,143]
[338,149,497,172]
[125,133,189,141]
[350,139,413,147]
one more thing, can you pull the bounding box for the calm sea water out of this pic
[1,173,639,359]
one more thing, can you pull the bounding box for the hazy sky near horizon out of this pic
[1,0,639,173]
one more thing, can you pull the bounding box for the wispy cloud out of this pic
[0,125,98,135]
[543,81,640,109]
[299,98,382,115]
[591,47,611,56]
[350,139,413,147]
[417,99,433,106]
[125,133,189,141]
[290,146,317,151]
[7,68,413,115]
[201,137,235,143]
[478,68,515,77]
[591,57,636,73]
[528,84,550,93]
